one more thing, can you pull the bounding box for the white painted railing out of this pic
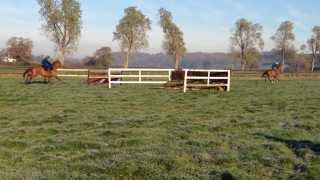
[108,68,174,88]
[57,69,89,78]
[183,69,231,93]
[57,68,231,93]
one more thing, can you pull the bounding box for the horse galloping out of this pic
[262,64,284,83]
[23,60,62,84]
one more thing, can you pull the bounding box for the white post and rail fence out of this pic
[57,68,231,92]
[107,68,174,89]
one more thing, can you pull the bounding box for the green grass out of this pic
[0,78,320,179]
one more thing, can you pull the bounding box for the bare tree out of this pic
[6,37,33,64]
[305,26,320,72]
[230,18,264,71]
[159,8,186,70]
[271,21,295,65]
[93,47,113,68]
[38,0,82,65]
[246,48,262,69]
[113,7,151,68]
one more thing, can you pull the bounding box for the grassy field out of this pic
[0,78,319,179]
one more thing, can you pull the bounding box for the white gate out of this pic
[183,69,231,92]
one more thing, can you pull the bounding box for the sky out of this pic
[0,0,319,58]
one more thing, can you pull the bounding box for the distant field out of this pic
[0,78,320,179]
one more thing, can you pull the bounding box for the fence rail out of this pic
[108,68,174,88]
[57,69,89,78]
[183,69,231,93]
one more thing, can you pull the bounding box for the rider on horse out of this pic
[41,56,53,71]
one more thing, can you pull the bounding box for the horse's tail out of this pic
[261,71,268,78]
[23,68,31,78]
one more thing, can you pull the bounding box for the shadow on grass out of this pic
[208,171,237,180]
[256,133,320,155]
[221,172,237,180]
[24,81,49,85]
[24,80,67,85]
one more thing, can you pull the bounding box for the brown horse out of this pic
[262,64,284,83]
[23,60,62,84]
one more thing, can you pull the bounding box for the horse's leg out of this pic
[28,76,34,84]
[24,70,33,84]
[272,76,277,84]
[43,77,48,83]
[25,75,30,84]
[42,74,49,83]
[47,76,52,83]
[271,78,274,84]
[42,72,51,83]
[23,73,27,82]
[24,73,29,84]
[273,76,278,84]
[54,76,62,81]
[277,75,280,83]
[31,73,41,84]
[46,76,50,83]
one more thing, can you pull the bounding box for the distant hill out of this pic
[106,52,278,70]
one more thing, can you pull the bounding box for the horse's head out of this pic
[52,60,62,69]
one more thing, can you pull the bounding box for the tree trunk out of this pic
[123,51,130,68]
[174,54,181,70]
[282,48,286,65]
[57,48,65,65]
[311,56,315,72]
[241,60,246,71]
[240,52,246,71]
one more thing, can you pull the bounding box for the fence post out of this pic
[227,70,231,92]
[183,70,188,93]
[87,70,90,84]
[108,69,111,89]
[139,70,142,82]
[207,71,210,86]
[168,70,172,81]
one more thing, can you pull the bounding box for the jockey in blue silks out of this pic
[41,56,53,71]
[272,61,279,70]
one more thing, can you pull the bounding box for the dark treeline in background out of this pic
[73,51,315,72]
[0,50,316,72]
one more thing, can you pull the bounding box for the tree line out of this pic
[1,0,319,72]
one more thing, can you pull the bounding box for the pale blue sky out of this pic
[0,0,319,57]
